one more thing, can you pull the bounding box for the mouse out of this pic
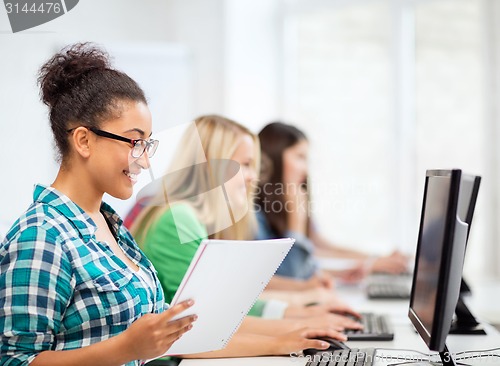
[302,337,350,356]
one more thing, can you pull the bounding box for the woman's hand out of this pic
[332,250,409,282]
[285,302,361,320]
[291,313,363,332]
[302,271,335,290]
[118,300,197,361]
[299,287,343,305]
[332,262,368,283]
[371,251,409,274]
[31,300,198,366]
[286,184,309,234]
[271,327,347,356]
[260,286,344,307]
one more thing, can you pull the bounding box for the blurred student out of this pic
[128,115,361,358]
[0,43,196,366]
[256,122,409,283]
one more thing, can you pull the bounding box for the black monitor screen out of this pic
[409,169,468,353]
[411,175,450,333]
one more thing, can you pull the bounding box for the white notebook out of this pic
[159,238,294,356]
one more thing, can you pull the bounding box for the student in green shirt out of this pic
[128,115,362,358]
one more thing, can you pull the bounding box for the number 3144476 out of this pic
[5,2,62,14]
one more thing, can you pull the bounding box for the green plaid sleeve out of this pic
[0,224,73,366]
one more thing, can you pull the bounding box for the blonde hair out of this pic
[131,115,260,245]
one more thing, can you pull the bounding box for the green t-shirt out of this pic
[141,203,266,317]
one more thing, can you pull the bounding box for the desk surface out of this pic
[180,280,500,366]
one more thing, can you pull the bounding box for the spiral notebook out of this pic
[159,238,294,356]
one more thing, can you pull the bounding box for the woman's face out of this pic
[88,101,153,200]
[225,134,257,209]
[282,139,309,186]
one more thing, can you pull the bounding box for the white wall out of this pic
[0,0,281,224]
[223,0,282,129]
[0,0,226,225]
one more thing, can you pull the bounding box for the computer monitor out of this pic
[457,173,481,245]
[408,169,469,365]
[449,174,485,335]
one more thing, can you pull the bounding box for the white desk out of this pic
[462,278,500,325]
[180,281,500,365]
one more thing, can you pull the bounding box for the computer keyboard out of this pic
[365,273,412,300]
[345,312,394,341]
[305,347,376,366]
[366,282,411,299]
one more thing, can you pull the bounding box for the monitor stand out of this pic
[448,297,486,335]
[459,278,471,295]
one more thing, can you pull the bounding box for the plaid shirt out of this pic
[0,184,165,366]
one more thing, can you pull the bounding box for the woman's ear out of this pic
[71,126,92,159]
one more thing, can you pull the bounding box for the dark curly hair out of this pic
[38,42,147,162]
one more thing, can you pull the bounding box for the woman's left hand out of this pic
[371,251,409,274]
[285,302,361,320]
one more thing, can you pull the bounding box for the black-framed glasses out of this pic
[67,127,159,158]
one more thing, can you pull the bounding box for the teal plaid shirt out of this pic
[0,184,166,366]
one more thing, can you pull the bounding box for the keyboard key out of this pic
[344,313,394,341]
[305,348,376,366]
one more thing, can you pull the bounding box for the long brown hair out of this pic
[257,122,309,237]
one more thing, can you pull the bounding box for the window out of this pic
[284,0,492,279]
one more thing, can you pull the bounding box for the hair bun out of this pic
[38,42,110,107]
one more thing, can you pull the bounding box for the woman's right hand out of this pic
[286,184,309,234]
[371,251,409,274]
[298,313,362,332]
[285,302,362,320]
[272,327,347,356]
[333,261,369,283]
[303,271,335,289]
[299,287,343,305]
[119,300,197,361]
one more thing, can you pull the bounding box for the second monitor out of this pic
[408,169,469,365]
[450,173,485,335]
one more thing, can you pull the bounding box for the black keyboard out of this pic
[367,282,411,299]
[366,273,412,300]
[305,347,376,366]
[345,313,394,341]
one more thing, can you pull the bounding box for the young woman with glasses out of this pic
[0,43,196,366]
